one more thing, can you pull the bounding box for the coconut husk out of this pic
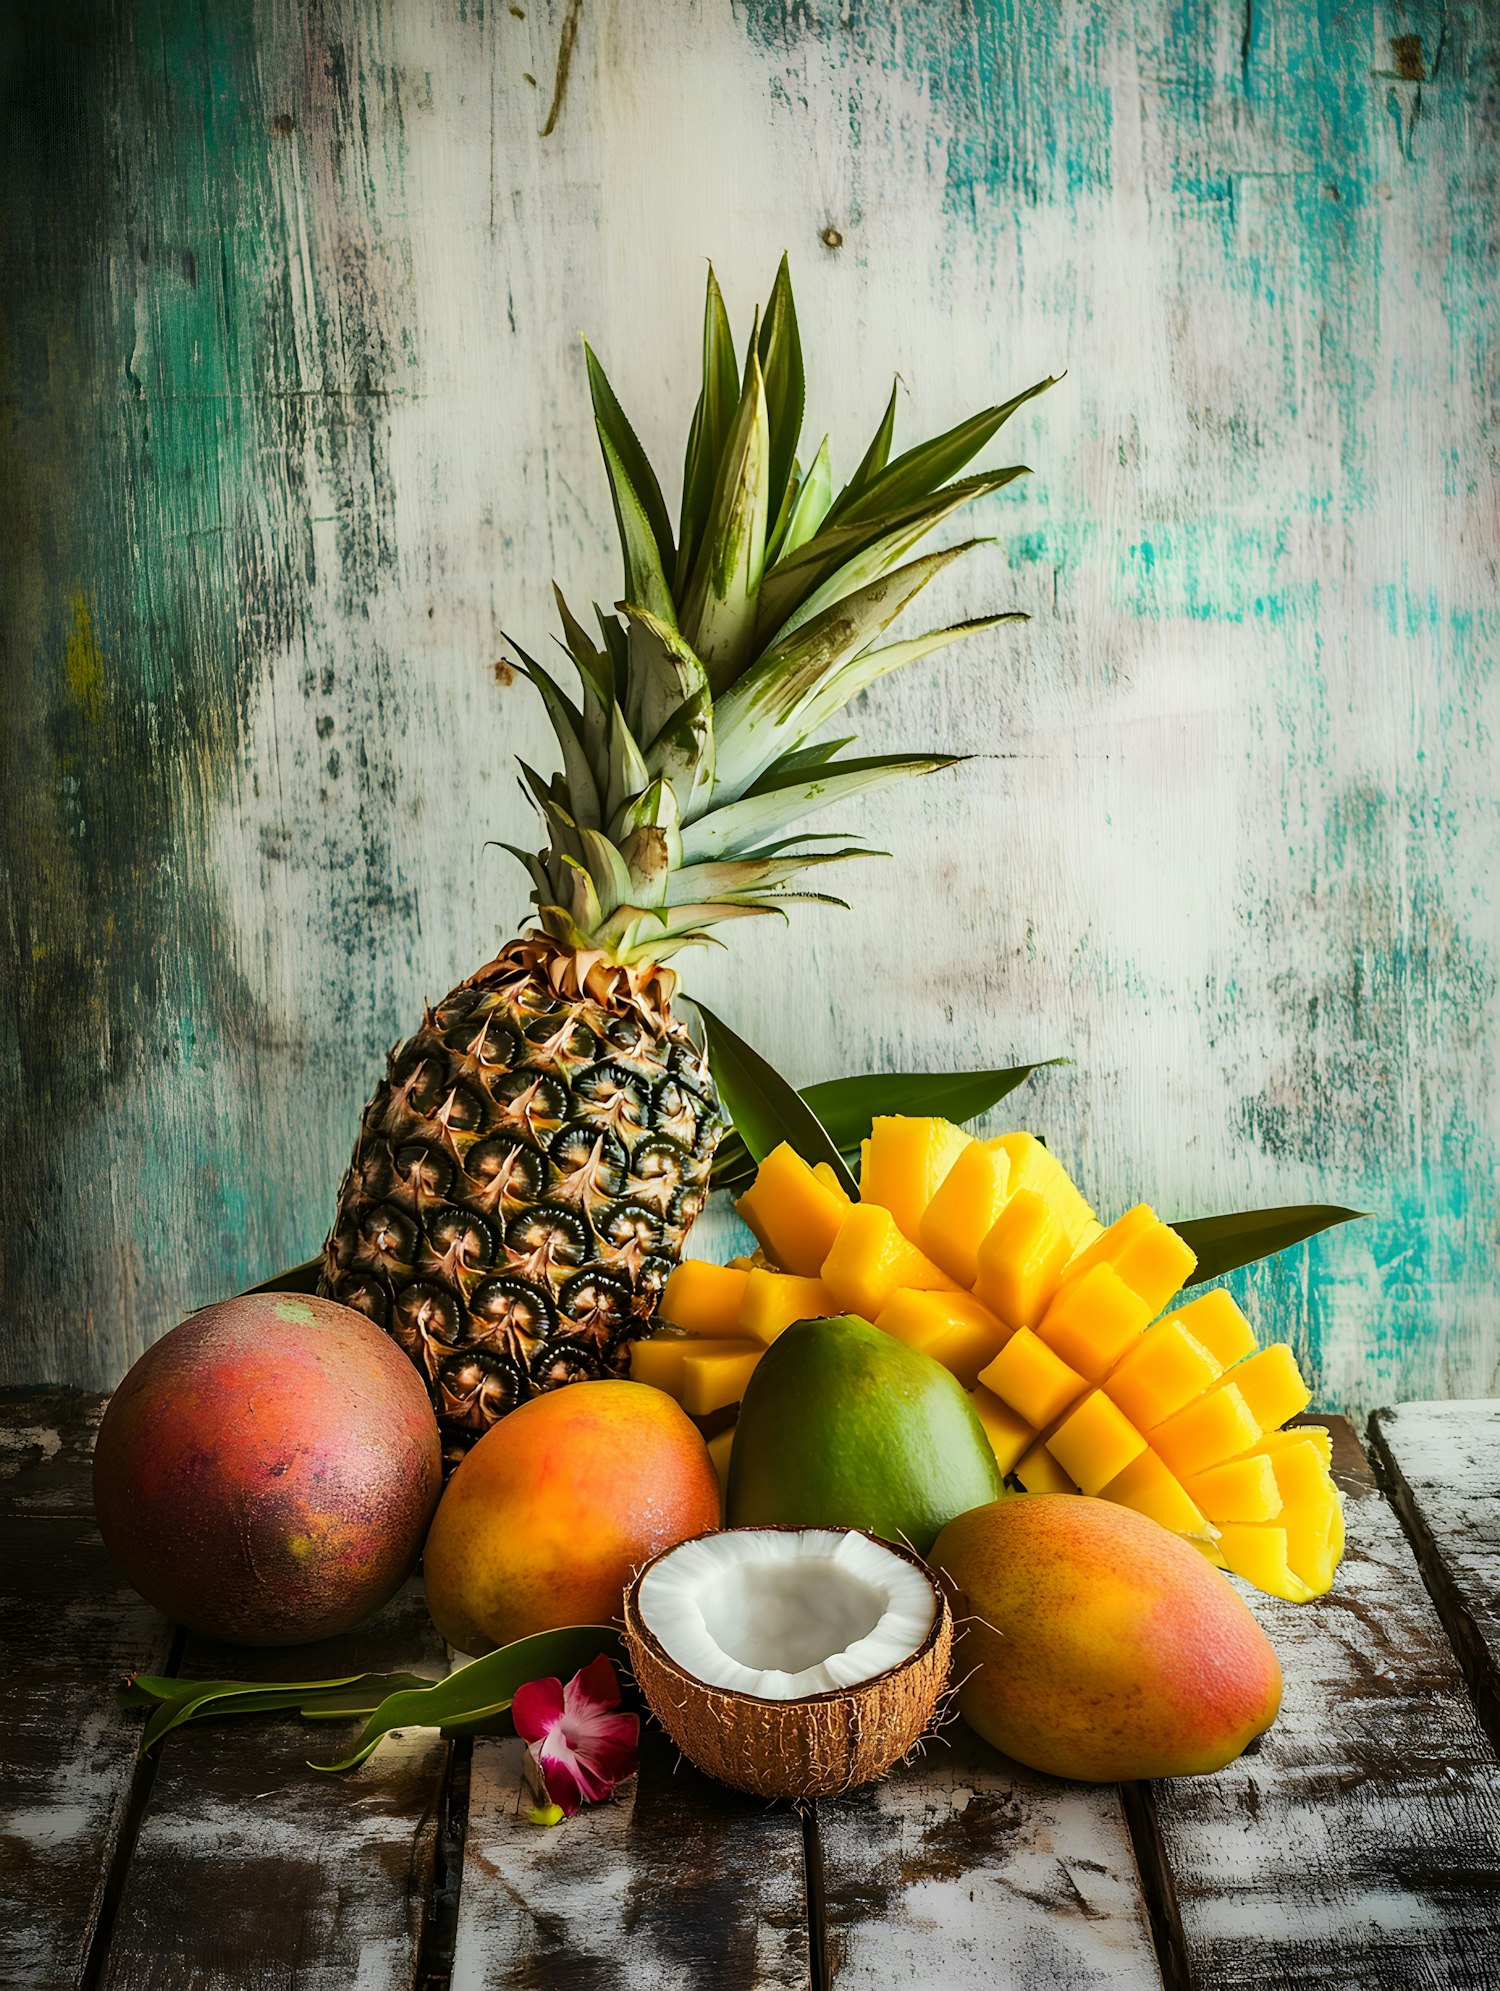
[623,1528,953,1800]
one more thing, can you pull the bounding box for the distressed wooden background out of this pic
[2,0,1496,1409]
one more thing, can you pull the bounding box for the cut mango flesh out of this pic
[978,1326,1086,1430]
[968,1384,1033,1475]
[918,1139,1012,1285]
[661,1260,749,1337]
[996,1134,1097,1245]
[1035,1264,1151,1382]
[1183,1453,1283,1524]
[1065,1203,1195,1316]
[860,1116,973,1241]
[974,1190,1071,1329]
[679,1341,765,1416]
[1151,1381,1261,1477]
[707,1423,735,1497]
[1168,1289,1256,1368]
[1210,1344,1311,1432]
[1045,1389,1147,1495]
[821,1203,958,1319]
[735,1142,850,1277]
[1064,1203,1155,1281]
[1099,1449,1213,1539]
[740,1269,836,1346]
[1216,1522,1316,1603]
[875,1287,1009,1387]
[629,1333,755,1395]
[1015,1440,1079,1494]
[1104,1318,1223,1429]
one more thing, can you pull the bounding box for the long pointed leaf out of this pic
[833,373,1060,528]
[664,846,871,906]
[682,752,962,862]
[1172,1206,1366,1286]
[756,253,805,526]
[795,613,1026,739]
[617,603,712,773]
[593,417,676,649]
[584,341,676,580]
[680,353,770,691]
[694,1002,858,1197]
[770,435,833,564]
[836,379,900,514]
[507,639,603,828]
[677,266,740,592]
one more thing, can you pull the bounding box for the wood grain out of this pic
[1369,1399,1500,1752]
[0,0,1495,1415]
[452,1726,810,1989]
[813,1724,1162,1988]
[1148,1415,1500,1990]
[0,1390,175,1991]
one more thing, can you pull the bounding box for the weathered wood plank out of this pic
[452,1726,810,1989]
[1369,1399,1500,1752]
[98,1582,449,1991]
[0,1389,176,1991]
[813,1724,1161,1989]
[1148,1415,1500,1990]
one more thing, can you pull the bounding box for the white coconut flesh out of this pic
[637,1528,938,1701]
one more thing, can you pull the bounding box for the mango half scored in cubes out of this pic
[630,1119,1344,1602]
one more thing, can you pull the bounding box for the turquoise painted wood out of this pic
[1,0,1495,1409]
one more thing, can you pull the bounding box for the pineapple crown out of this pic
[505,257,1056,967]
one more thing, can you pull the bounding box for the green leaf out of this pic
[680,353,771,691]
[593,411,676,644]
[756,253,805,526]
[682,751,962,862]
[242,1257,322,1296]
[677,266,740,593]
[584,341,676,582]
[312,1626,627,1771]
[616,604,714,810]
[1172,1206,1367,1286]
[693,1002,858,1198]
[710,1060,1062,1189]
[507,640,604,828]
[792,613,1026,743]
[839,378,900,509]
[770,435,833,563]
[831,374,1060,528]
[121,1671,434,1754]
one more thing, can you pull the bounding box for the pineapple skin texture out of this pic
[321,938,722,1467]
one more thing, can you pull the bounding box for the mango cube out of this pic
[1169,1289,1256,1368]
[978,1326,1087,1430]
[1150,1381,1261,1478]
[1066,1203,1195,1316]
[1035,1263,1151,1382]
[996,1133,1097,1245]
[1064,1218,1104,1265]
[740,1269,836,1346]
[875,1287,1010,1387]
[1045,1389,1147,1495]
[1015,1440,1079,1494]
[1104,1318,1224,1429]
[660,1260,749,1337]
[1064,1203,1154,1280]
[1216,1523,1315,1603]
[1257,1422,1333,1469]
[859,1116,973,1241]
[820,1202,958,1319]
[968,1384,1034,1475]
[629,1333,755,1396]
[679,1340,764,1416]
[1183,1453,1283,1524]
[1099,1449,1213,1539]
[707,1423,735,1497]
[735,1142,851,1276]
[1212,1343,1311,1434]
[918,1139,1012,1286]
[1241,1432,1343,1593]
[974,1190,1071,1329]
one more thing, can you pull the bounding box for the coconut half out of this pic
[624,1526,953,1799]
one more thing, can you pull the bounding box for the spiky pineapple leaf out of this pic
[677,267,740,591]
[680,354,770,691]
[794,613,1026,742]
[1172,1206,1366,1286]
[840,378,900,508]
[593,416,676,644]
[771,435,833,563]
[243,1258,321,1296]
[756,253,805,527]
[831,374,1060,528]
[684,750,961,862]
[584,340,677,582]
[694,1002,859,1197]
[507,640,603,829]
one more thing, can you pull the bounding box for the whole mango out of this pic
[93,1294,442,1644]
[423,1380,720,1653]
[934,1494,1281,1781]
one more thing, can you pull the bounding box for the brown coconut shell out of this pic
[623,1527,953,1800]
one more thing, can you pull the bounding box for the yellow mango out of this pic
[1063,1217,1105,1266]
[1099,1449,1214,1540]
[1257,1422,1333,1468]
[1212,1344,1311,1434]
[735,1142,851,1276]
[1066,1203,1195,1316]
[876,1287,1010,1387]
[978,1326,1087,1430]
[1242,1433,1343,1593]
[1064,1203,1154,1280]
[918,1138,1012,1285]
[1034,1264,1151,1383]
[1216,1523,1316,1603]
[1104,1318,1224,1430]
[660,1260,750,1337]
[820,1202,958,1320]
[1014,1439,1079,1494]
[739,1269,836,1346]
[1045,1390,1148,1496]
[1169,1289,1256,1368]
[679,1340,764,1416]
[1183,1454,1284,1524]
[968,1384,1034,1475]
[1151,1381,1262,1478]
[629,1333,756,1396]
[974,1190,1071,1330]
[707,1423,735,1497]
[996,1134,1097,1244]
[859,1116,973,1241]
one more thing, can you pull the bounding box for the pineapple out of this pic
[320,260,1054,1464]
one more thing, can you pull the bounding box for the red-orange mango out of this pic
[933,1494,1281,1781]
[423,1380,720,1653]
[93,1294,441,1644]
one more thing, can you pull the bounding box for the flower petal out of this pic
[563,1653,624,1716]
[531,1742,588,1816]
[511,1674,565,1745]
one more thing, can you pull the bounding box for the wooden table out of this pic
[4,1391,1499,1990]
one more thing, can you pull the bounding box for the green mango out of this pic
[726,1314,1003,1555]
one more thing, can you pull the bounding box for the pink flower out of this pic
[512,1654,640,1817]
